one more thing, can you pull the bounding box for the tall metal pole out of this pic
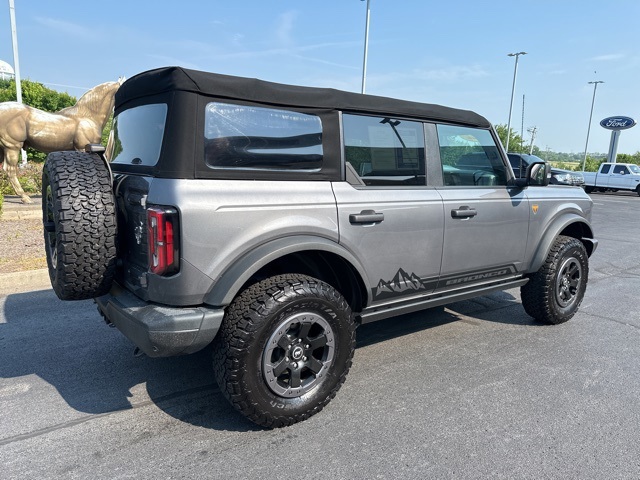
[8,0,21,104]
[9,0,27,166]
[528,126,537,155]
[521,94,525,152]
[506,52,526,153]
[581,80,604,171]
[360,0,371,94]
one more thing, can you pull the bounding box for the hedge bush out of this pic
[0,161,44,196]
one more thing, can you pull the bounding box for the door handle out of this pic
[349,210,384,224]
[451,207,477,218]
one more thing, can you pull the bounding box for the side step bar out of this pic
[358,278,529,324]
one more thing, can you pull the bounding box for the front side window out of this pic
[343,114,425,186]
[204,102,323,170]
[613,165,628,175]
[110,103,167,166]
[437,124,507,187]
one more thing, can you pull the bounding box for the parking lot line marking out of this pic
[595,199,629,204]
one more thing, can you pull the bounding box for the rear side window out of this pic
[342,114,426,186]
[204,102,323,170]
[110,103,167,166]
[437,124,507,187]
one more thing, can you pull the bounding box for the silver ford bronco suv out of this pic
[42,67,597,427]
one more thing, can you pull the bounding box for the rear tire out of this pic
[212,274,356,428]
[521,236,588,324]
[42,151,117,300]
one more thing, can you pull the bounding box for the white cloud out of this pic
[589,53,625,62]
[35,17,100,41]
[373,65,489,86]
[276,11,297,46]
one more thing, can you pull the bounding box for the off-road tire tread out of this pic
[521,235,588,324]
[212,274,356,428]
[43,151,117,300]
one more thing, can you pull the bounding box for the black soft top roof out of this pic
[116,66,491,128]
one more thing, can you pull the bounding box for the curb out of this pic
[0,269,51,295]
[1,209,41,220]
[1,195,42,221]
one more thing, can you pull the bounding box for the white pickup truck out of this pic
[583,162,640,196]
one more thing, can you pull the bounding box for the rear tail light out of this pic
[147,206,180,276]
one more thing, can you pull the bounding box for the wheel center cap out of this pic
[291,346,304,360]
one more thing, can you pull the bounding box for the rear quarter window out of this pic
[204,102,323,171]
[110,103,167,166]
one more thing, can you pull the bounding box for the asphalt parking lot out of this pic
[1,191,639,479]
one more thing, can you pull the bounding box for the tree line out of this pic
[495,124,640,171]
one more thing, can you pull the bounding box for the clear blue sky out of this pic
[1,0,639,155]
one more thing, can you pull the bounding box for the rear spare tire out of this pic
[42,151,117,300]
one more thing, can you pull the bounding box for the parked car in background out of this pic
[582,162,640,196]
[508,153,585,186]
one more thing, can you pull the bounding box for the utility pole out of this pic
[506,52,527,153]
[581,80,604,171]
[521,94,525,153]
[527,126,538,154]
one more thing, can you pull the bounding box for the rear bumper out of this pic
[95,283,225,357]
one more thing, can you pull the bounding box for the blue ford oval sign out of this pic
[600,116,636,130]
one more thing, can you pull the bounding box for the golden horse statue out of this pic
[0,79,123,203]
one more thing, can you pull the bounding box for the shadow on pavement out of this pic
[0,290,257,433]
[0,288,538,434]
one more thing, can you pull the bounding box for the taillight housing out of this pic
[147,206,180,276]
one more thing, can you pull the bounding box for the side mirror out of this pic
[526,161,550,186]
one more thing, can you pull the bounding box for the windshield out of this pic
[109,103,167,166]
[628,164,640,174]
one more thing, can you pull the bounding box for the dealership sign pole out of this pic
[600,116,636,163]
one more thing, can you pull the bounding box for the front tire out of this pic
[212,274,356,428]
[521,236,588,324]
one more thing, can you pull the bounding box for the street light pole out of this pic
[581,80,604,171]
[505,51,526,153]
[360,0,371,94]
[8,0,21,104]
[8,0,27,166]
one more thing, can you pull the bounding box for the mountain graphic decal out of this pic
[374,268,426,299]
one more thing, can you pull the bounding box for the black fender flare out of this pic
[203,235,372,306]
[528,214,597,273]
